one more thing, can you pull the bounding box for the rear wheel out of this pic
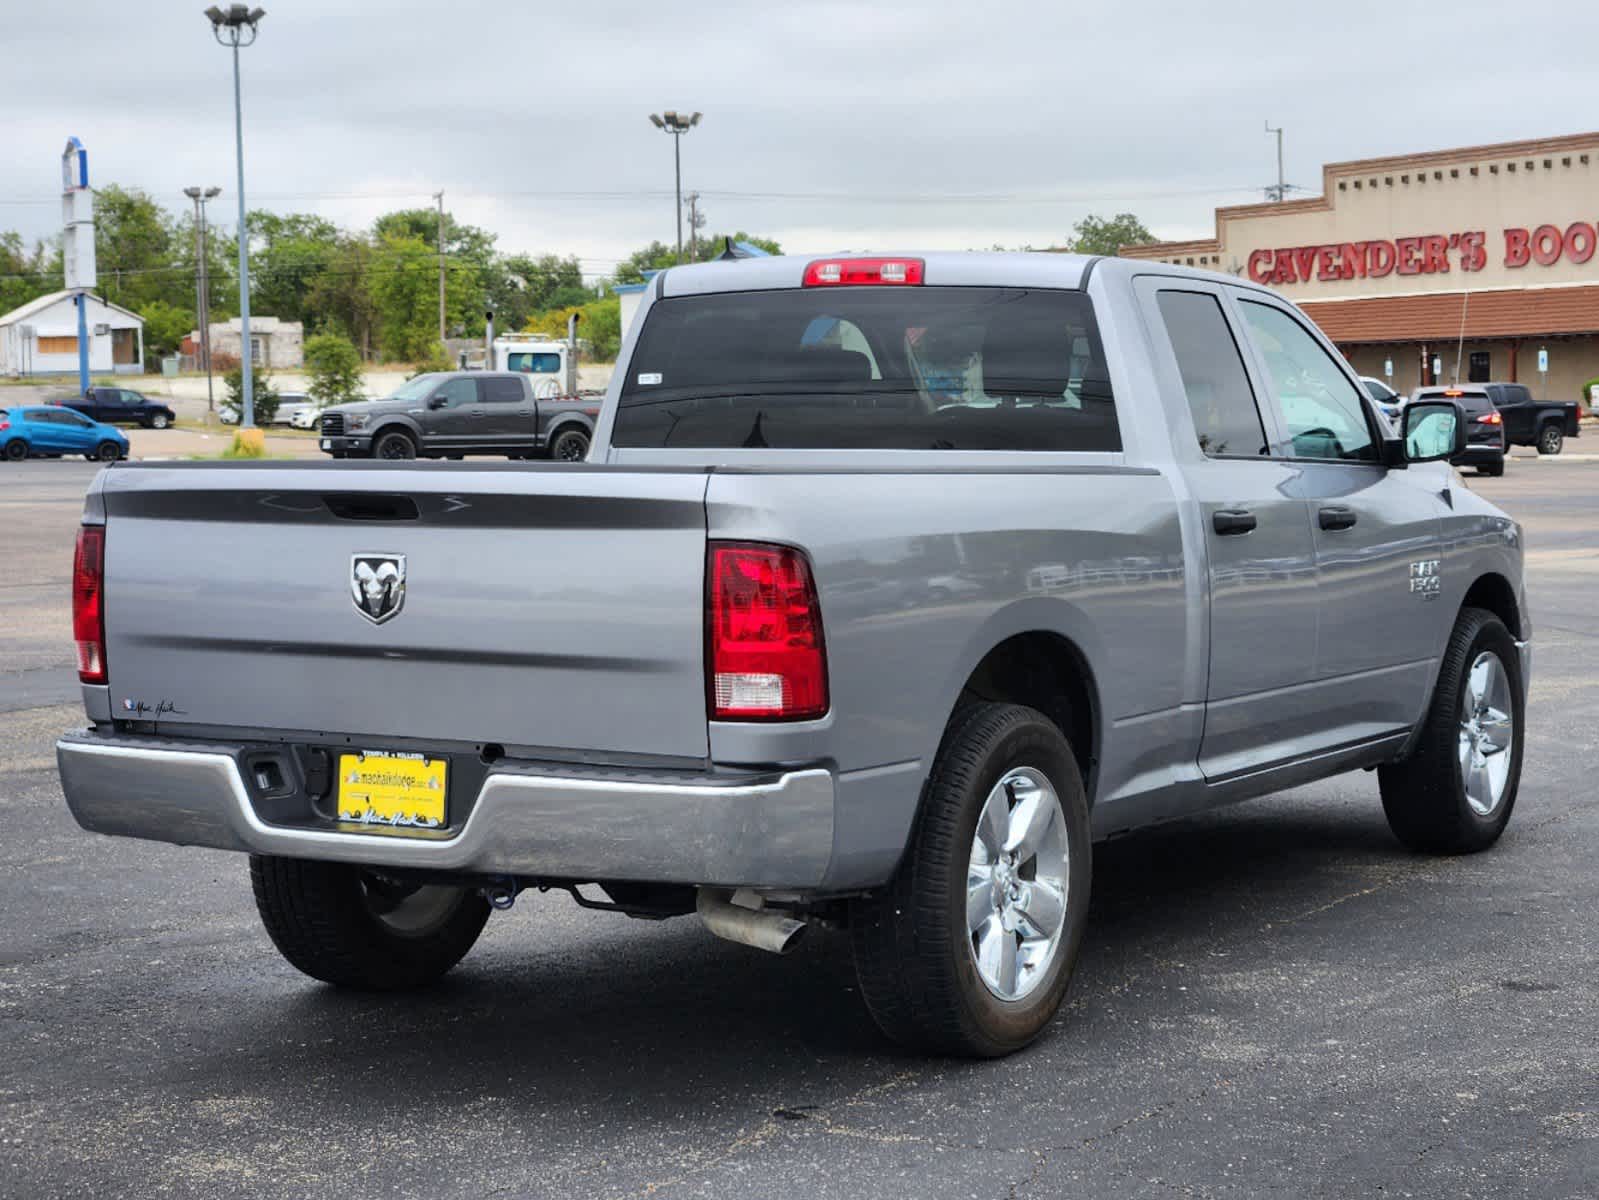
[1537,423,1563,455]
[850,702,1091,1056]
[1378,607,1523,854]
[373,430,417,461]
[1480,455,1505,477]
[2,439,27,461]
[550,428,590,462]
[94,440,121,462]
[249,856,490,990]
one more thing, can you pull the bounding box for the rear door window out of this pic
[613,287,1119,451]
[1155,290,1268,457]
[479,377,525,404]
[1238,300,1378,463]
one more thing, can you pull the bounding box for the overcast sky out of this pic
[3,0,1596,278]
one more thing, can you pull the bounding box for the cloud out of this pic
[3,0,1595,276]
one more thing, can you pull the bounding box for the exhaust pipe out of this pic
[697,888,807,955]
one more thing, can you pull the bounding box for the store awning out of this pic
[1301,286,1599,345]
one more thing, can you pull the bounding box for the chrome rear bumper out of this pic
[56,730,835,888]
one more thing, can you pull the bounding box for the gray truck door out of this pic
[476,374,536,452]
[1136,280,1321,780]
[426,376,482,448]
[1230,291,1442,741]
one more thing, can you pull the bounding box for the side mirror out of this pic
[428,395,449,410]
[1401,399,1468,464]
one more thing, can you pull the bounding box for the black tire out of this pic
[1536,424,1563,455]
[249,856,490,990]
[1480,456,1505,477]
[2,439,27,461]
[549,428,590,462]
[1378,607,1524,854]
[94,441,121,462]
[373,429,417,461]
[849,702,1091,1057]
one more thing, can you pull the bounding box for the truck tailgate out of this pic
[96,465,711,760]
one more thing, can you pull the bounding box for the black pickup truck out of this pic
[317,371,601,461]
[1478,383,1580,455]
[55,386,176,430]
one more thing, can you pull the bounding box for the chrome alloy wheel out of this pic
[1458,650,1515,817]
[966,766,1070,1001]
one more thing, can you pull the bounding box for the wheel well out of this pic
[1463,573,1521,639]
[955,632,1099,799]
[371,423,416,445]
[548,420,590,441]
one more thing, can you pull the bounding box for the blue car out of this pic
[0,405,129,462]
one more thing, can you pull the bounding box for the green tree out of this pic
[0,231,57,314]
[1067,213,1153,256]
[224,364,280,424]
[248,211,342,327]
[136,298,193,359]
[367,233,441,361]
[523,296,623,362]
[94,185,184,311]
[373,208,496,336]
[614,233,782,282]
[491,253,592,331]
[303,332,364,407]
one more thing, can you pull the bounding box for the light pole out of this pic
[648,110,701,263]
[183,185,222,413]
[205,4,265,428]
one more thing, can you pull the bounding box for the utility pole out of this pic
[1265,120,1285,202]
[434,190,446,347]
[184,186,221,412]
[684,191,703,262]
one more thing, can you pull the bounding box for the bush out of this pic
[223,364,280,425]
[522,296,622,362]
[407,341,454,379]
[304,333,365,408]
[221,433,267,459]
[1581,376,1599,413]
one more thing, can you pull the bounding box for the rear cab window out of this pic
[507,352,561,373]
[612,287,1119,451]
[1416,388,1493,416]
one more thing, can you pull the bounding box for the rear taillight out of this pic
[707,542,828,721]
[1478,411,1503,425]
[803,257,924,287]
[72,525,106,684]
[0,420,8,432]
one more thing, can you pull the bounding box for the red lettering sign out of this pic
[1241,223,1599,284]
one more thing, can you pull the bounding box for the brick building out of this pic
[1121,132,1599,406]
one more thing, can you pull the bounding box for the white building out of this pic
[0,290,145,377]
[197,316,304,369]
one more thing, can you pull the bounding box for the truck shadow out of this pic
[250,793,1424,1108]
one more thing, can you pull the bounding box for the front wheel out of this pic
[850,703,1091,1056]
[1537,424,1563,455]
[1378,607,1524,854]
[94,440,122,462]
[373,430,417,461]
[149,413,171,430]
[249,856,490,990]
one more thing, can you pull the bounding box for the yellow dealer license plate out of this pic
[336,751,447,831]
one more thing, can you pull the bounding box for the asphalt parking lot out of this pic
[1,460,1595,1199]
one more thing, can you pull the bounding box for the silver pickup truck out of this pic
[57,252,1529,1057]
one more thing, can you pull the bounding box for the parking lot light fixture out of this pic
[649,109,702,264]
[206,4,265,428]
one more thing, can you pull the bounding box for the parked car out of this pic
[220,391,312,427]
[316,371,599,461]
[1360,376,1404,422]
[1410,387,1506,475]
[57,253,1528,1058]
[54,386,174,430]
[1,404,127,461]
[288,401,326,430]
[1476,382,1581,455]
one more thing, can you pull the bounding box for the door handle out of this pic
[1318,505,1358,531]
[468,410,487,419]
[1212,509,1257,536]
